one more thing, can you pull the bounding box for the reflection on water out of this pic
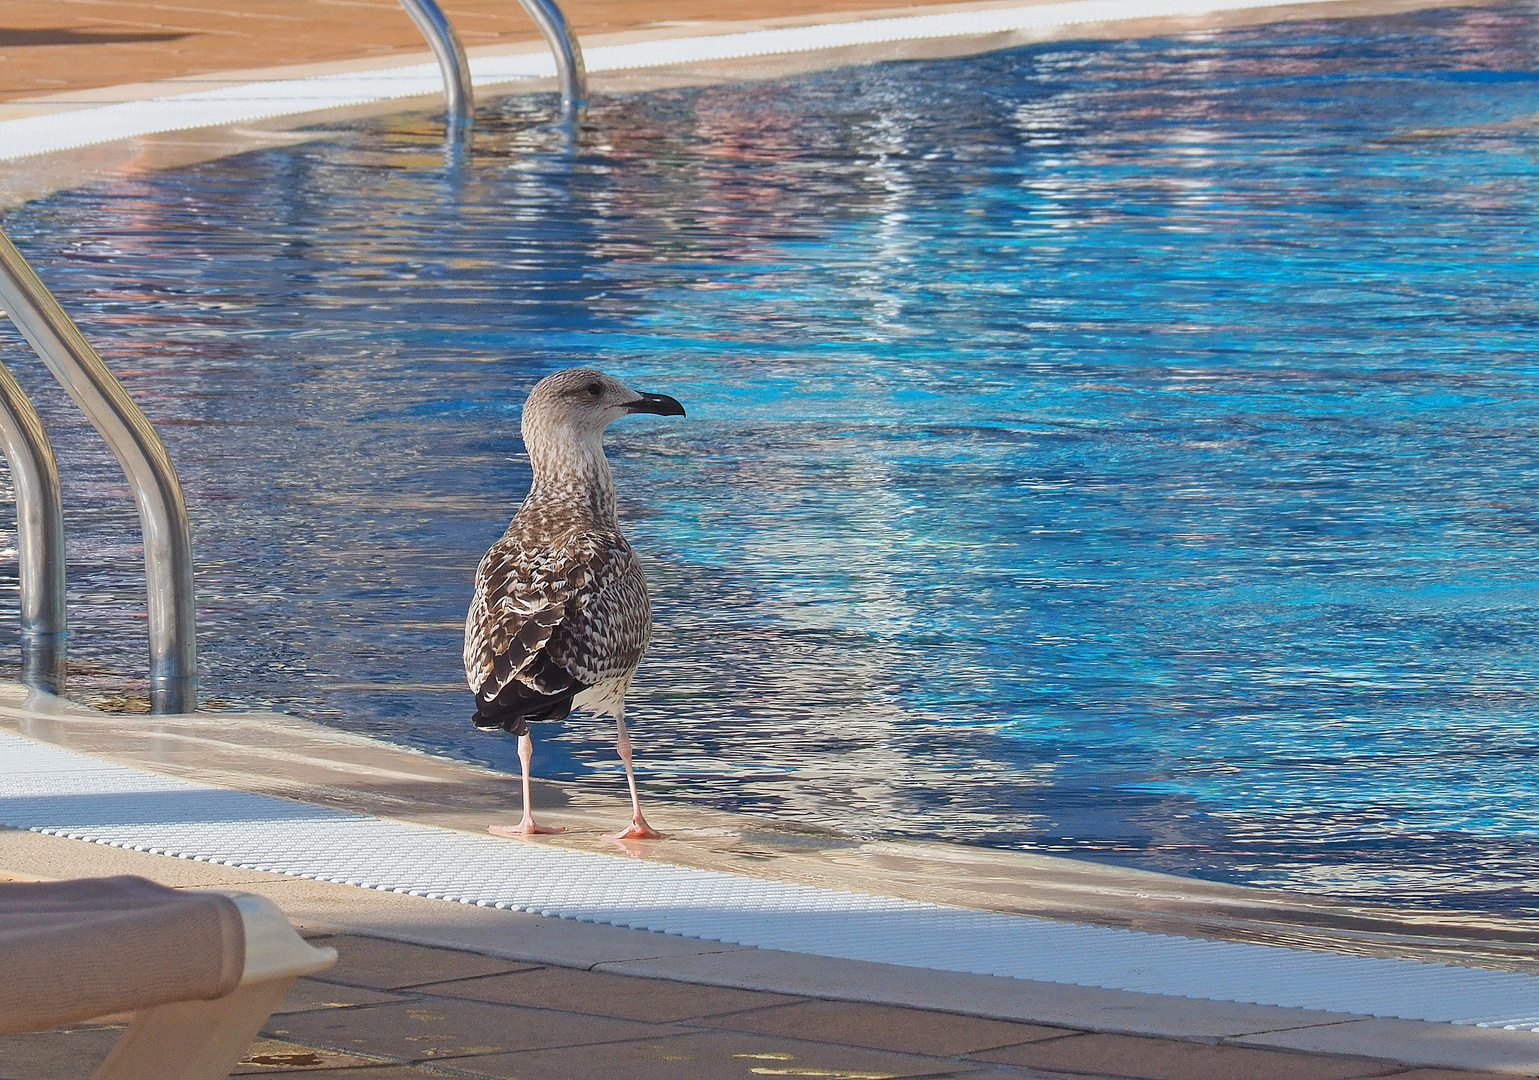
[4,1,1539,914]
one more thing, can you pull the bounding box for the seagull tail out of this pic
[471,681,582,736]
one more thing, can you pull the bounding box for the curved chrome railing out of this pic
[397,0,475,131]
[397,0,587,135]
[0,230,198,715]
[0,356,66,694]
[0,0,586,711]
[516,0,588,124]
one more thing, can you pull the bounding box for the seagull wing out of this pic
[545,537,651,687]
[464,527,649,730]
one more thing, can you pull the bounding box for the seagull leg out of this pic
[607,710,660,840]
[490,732,565,837]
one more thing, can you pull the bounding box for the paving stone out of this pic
[237,1071,444,1079]
[267,996,670,1062]
[1234,1021,1539,1076]
[445,1029,978,1079]
[598,949,1359,1039]
[1388,1073,1517,1080]
[275,976,415,1015]
[0,1024,122,1080]
[974,1033,1401,1079]
[422,965,802,1022]
[703,999,1074,1055]
[234,1037,393,1072]
[308,934,538,990]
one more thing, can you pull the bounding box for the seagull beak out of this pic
[626,392,686,417]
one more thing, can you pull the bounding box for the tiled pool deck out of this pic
[4,689,1539,1078]
[0,845,1491,1080]
[2,809,1537,1080]
[4,3,1539,1077]
[0,893,1514,1080]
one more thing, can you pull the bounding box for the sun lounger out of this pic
[0,874,337,1080]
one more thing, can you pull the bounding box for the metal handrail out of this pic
[397,0,475,131]
[395,0,588,135]
[516,0,588,124]
[0,354,66,694]
[393,0,584,135]
[0,229,198,715]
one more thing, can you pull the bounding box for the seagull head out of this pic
[522,368,686,447]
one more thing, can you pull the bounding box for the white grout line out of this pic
[2,0,1356,162]
[3,728,1539,1029]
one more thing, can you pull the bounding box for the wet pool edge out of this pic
[2,679,1534,972]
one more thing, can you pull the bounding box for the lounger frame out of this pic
[90,892,337,1080]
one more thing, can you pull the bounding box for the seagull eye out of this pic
[585,383,602,397]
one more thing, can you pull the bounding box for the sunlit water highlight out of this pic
[4,1,1539,914]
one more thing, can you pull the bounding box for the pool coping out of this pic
[0,0,1497,208]
[5,682,1537,973]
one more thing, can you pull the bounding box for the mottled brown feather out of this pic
[464,521,650,711]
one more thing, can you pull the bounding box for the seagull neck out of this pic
[525,435,618,525]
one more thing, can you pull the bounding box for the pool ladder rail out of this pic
[0,1,588,715]
[0,228,198,716]
[399,0,588,133]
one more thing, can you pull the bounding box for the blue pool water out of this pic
[4,1,1539,914]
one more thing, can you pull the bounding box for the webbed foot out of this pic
[490,818,566,837]
[606,816,660,840]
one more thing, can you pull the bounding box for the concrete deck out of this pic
[1,0,1004,102]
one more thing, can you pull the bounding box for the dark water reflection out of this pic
[4,1,1539,914]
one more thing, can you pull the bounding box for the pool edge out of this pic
[4,778,1539,1074]
[1,680,1535,972]
[0,0,1503,209]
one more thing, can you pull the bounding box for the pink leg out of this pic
[606,711,660,840]
[490,733,565,837]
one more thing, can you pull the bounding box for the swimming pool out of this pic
[3,0,1538,915]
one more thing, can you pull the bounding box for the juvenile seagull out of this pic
[465,367,685,840]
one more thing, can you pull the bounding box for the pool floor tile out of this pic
[703,998,1075,1056]
[446,1029,982,1080]
[421,964,803,1022]
[267,997,672,1061]
[972,1032,1402,1080]
[308,934,539,990]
